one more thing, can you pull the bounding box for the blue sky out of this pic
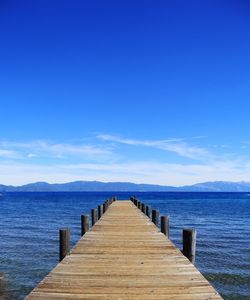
[0,0,250,185]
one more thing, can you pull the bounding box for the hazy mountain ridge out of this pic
[1,180,250,192]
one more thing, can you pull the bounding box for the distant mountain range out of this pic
[1,180,250,192]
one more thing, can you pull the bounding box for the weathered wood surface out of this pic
[26,201,222,299]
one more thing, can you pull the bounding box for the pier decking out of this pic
[26,200,222,299]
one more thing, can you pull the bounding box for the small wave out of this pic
[205,272,250,285]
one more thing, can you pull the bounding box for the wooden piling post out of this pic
[130,196,135,204]
[98,205,103,219]
[161,216,170,238]
[104,201,108,212]
[91,208,98,226]
[81,215,89,236]
[138,201,141,210]
[183,228,196,264]
[152,209,159,226]
[59,228,70,262]
[134,199,138,207]
[131,196,137,205]
[146,205,151,218]
[142,203,146,214]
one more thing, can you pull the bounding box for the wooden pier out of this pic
[26,200,223,299]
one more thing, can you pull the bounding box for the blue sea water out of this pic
[0,192,249,300]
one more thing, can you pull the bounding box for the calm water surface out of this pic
[0,192,249,299]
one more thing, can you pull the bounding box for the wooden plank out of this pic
[26,200,223,299]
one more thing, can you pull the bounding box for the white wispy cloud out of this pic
[61,160,250,184]
[0,140,114,161]
[0,149,22,159]
[1,159,250,186]
[97,134,210,160]
[0,136,249,186]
